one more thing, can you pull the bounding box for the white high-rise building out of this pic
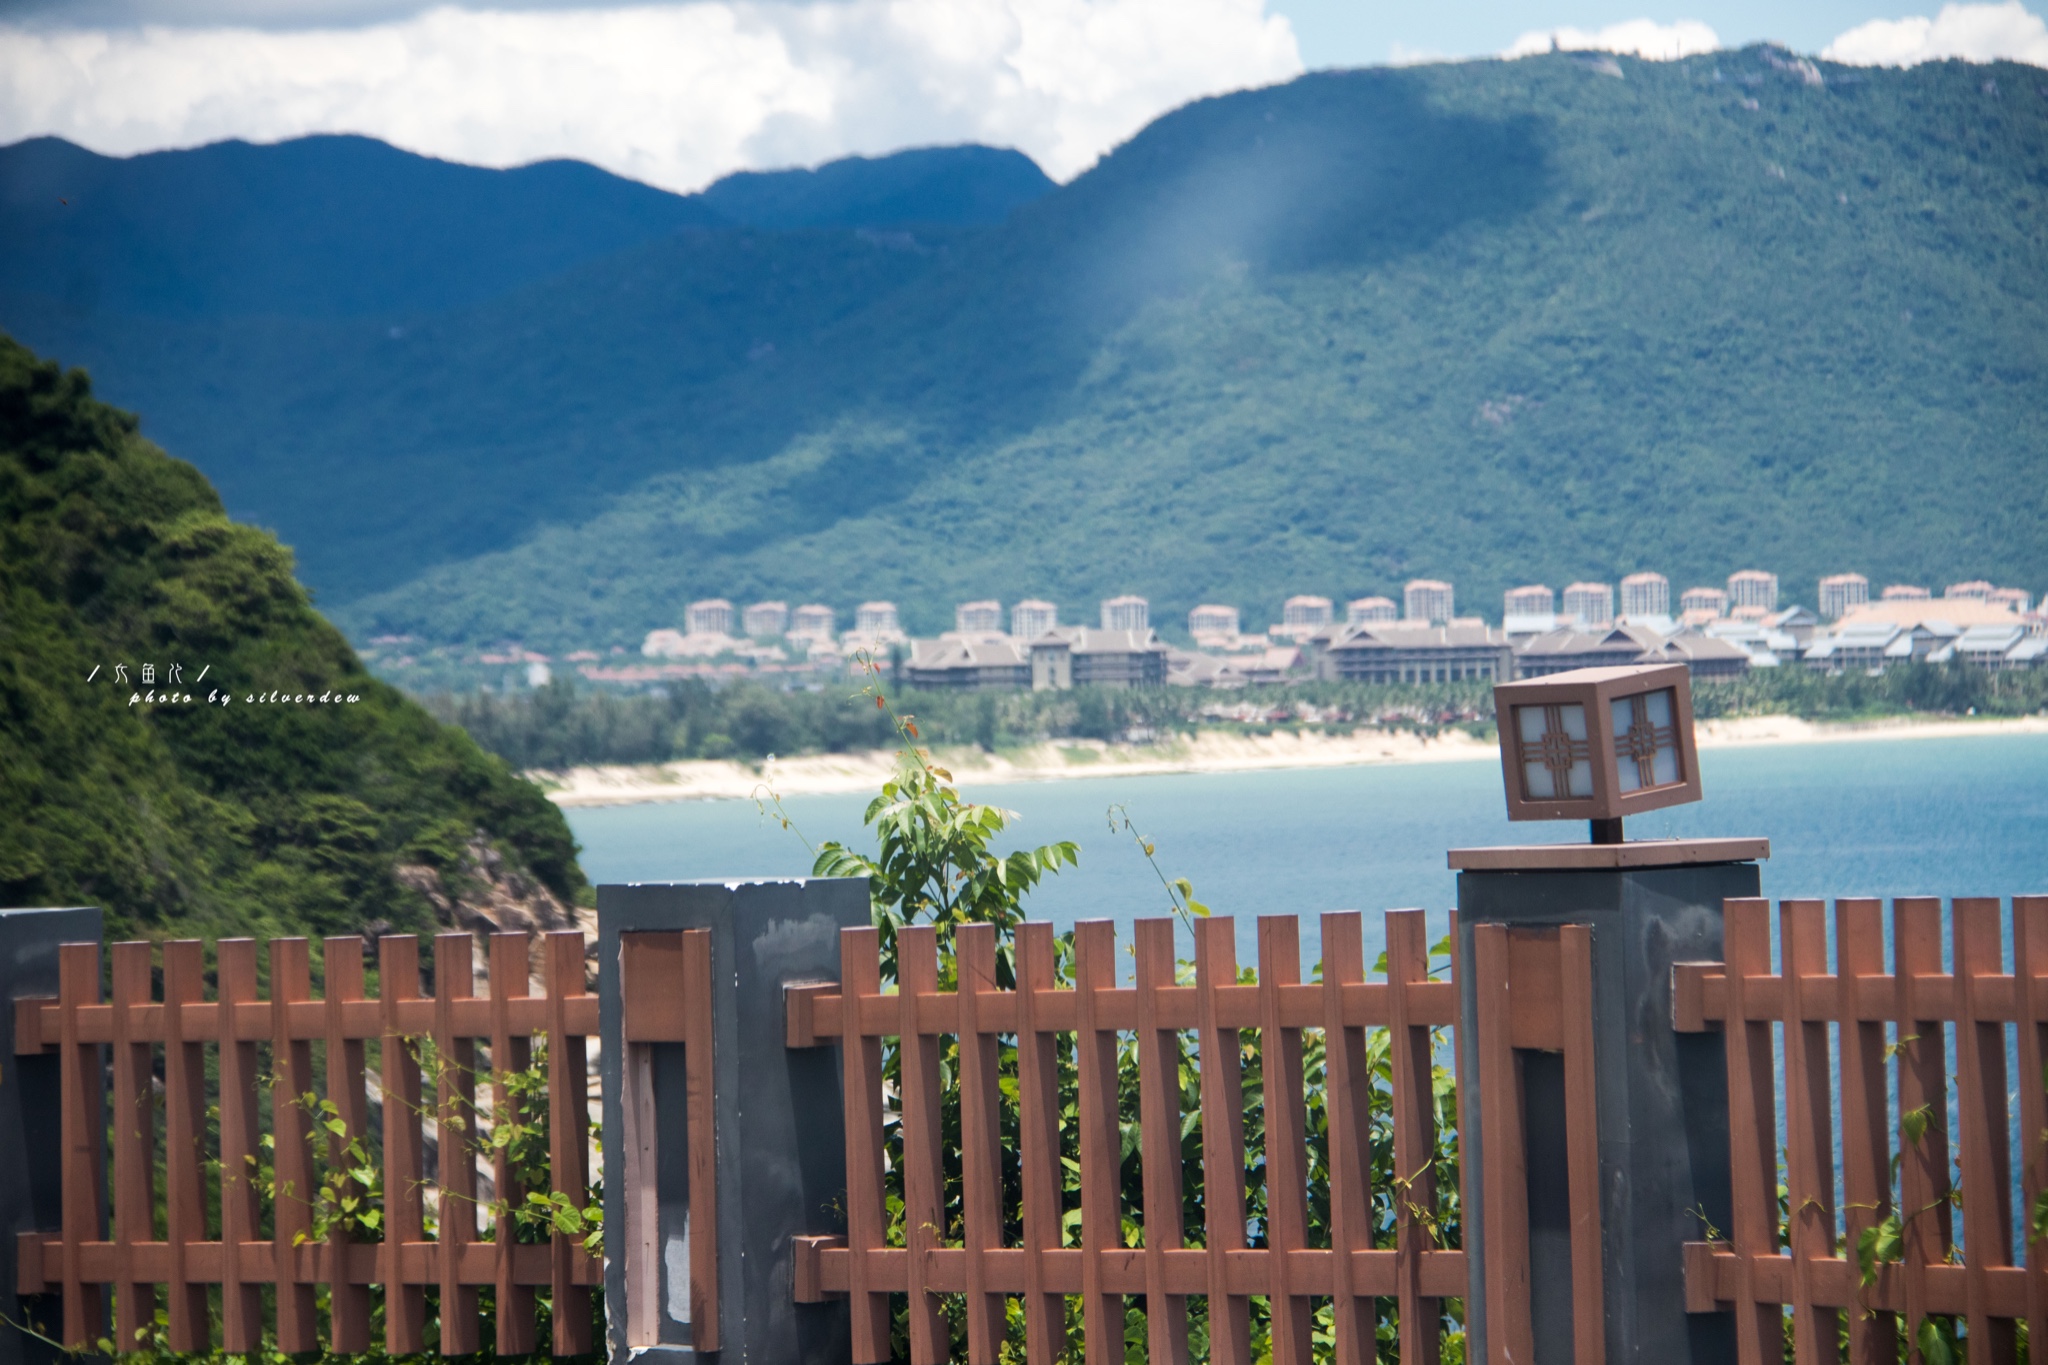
[1188,604,1240,638]
[1727,570,1779,611]
[1882,584,1931,601]
[1945,580,1994,601]
[1404,579,1454,624]
[1011,599,1059,640]
[686,598,735,636]
[1347,596,1398,625]
[1101,595,1150,631]
[854,601,903,640]
[1619,572,1670,619]
[955,600,1003,633]
[789,604,836,640]
[1562,582,1614,627]
[1282,595,1334,629]
[1679,587,1729,620]
[742,601,789,637]
[1988,587,2033,614]
[1504,585,1555,617]
[1818,574,1869,620]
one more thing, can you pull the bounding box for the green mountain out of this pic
[0,334,587,943]
[7,49,2046,646]
[0,134,1051,319]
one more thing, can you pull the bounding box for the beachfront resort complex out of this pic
[621,571,2048,690]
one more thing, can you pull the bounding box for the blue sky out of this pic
[1277,0,1889,65]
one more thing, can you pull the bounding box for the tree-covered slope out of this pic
[0,134,1052,320]
[6,49,2045,642]
[0,334,588,943]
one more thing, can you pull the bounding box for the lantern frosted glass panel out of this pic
[1611,687,1682,792]
[1515,702,1594,800]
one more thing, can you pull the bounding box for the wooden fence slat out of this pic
[487,931,537,1355]
[323,935,374,1353]
[1472,922,1533,1365]
[1779,900,1836,1365]
[434,933,481,1355]
[1952,898,2017,1363]
[955,922,1007,1365]
[161,939,208,1352]
[1319,912,1375,1365]
[1558,924,1604,1365]
[1134,918,1190,1365]
[1195,917,1251,1365]
[58,941,105,1350]
[899,926,950,1364]
[380,935,429,1353]
[544,930,593,1354]
[2017,896,2048,1356]
[108,941,155,1350]
[1894,896,1952,1364]
[840,926,891,1363]
[1016,921,1068,1365]
[1448,909,1474,1360]
[269,939,319,1352]
[1075,921,1124,1365]
[682,928,720,1351]
[1721,899,1782,1365]
[1834,899,1896,1365]
[1386,909,1441,1365]
[1256,916,1312,1365]
[215,939,264,1351]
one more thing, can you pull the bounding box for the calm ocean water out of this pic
[565,730,2048,970]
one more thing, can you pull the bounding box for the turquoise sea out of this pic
[565,729,2048,967]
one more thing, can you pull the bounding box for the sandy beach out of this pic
[530,713,2048,807]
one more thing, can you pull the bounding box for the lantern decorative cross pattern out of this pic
[1516,701,1593,800]
[1612,688,1682,792]
[1492,663,1703,841]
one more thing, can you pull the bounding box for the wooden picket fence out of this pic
[28,895,2046,1364]
[12,929,599,1356]
[1675,895,2048,1365]
[785,910,1606,1365]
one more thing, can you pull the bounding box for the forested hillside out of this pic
[0,335,587,942]
[4,48,2043,647]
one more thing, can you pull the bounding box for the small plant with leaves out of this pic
[296,1093,386,1244]
[810,652,1078,981]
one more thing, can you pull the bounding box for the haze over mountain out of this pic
[2,48,2042,648]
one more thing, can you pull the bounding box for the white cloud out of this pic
[1823,1,2048,67]
[1502,18,1720,62]
[0,0,1303,189]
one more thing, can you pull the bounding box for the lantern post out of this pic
[1453,664,1758,1363]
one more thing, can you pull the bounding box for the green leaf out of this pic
[1916,1316,1957,1365]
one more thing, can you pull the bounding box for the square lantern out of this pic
[1492,663,1702,831]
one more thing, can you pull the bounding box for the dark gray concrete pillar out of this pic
[0,907,103,1365]
[1455,858,1756,1364]
[599,879,866,1365]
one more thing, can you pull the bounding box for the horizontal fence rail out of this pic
[787,910,1472,1365]
[1675,895,2048,1365]
[12,930,599,1356]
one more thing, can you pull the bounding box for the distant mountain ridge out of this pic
[1,50,2042,646]
[0,134,1054,318]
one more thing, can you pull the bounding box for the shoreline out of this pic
[531,712,2048,808]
